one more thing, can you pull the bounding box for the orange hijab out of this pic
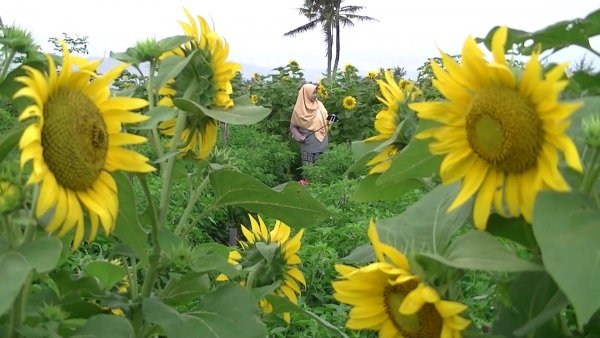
[290,84,329,142]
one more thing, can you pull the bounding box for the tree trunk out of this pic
[332,0,341,77]
[326,23,333,78]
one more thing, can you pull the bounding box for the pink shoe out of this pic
[298,179,308,187]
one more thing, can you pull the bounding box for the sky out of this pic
[2,0,599,80]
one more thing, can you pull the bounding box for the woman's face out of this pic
[309,87,318,102]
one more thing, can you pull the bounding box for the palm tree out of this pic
[284,0,376,77]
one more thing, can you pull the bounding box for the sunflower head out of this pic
[157,9,241,160]
[366,70,379,79]
[231,215,306,322]
[133,38,164,62]
[288,59,300,70]
[342,96,357,110]
[364,70,421,174]
[343,63,357,74]
[333,220,470,338]
[409,26,583,228]
[250,94,258,105]
[14,41,153,249]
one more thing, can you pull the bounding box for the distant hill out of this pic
[94,57,324,82]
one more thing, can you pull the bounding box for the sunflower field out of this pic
[1,6,600,338]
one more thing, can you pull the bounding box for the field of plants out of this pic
[0,6,600,338]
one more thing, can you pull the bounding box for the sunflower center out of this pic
[42,89,108,190]
[384,281,443,338]
[465,86,543,173]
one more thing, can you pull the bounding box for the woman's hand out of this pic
[294,135,306,143]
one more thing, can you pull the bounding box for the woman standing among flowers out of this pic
[290,83,330,186]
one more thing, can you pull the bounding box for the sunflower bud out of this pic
[0,164,23,214]
[0,25,36,54]
[582,114,600,149]
[133,38,164,62]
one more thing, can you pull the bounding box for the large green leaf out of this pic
[208,170,330,228]
[376,183,471,254]
[135,106,177,130]
[486,214,538,250]
[17,237,62,274]
[491,272,568,338]
[422,230,542,272]
[341,244,375,265]
[377,138,441,184]
[478,10,600,55]
[188,243,239,277]
[112,173,150,265]
[0,252,31,316]
[532,191,600,327]
[144,284,265,338]
[351,174,424,202]
[173,96,271,125]
[0,121,29,162]
[160,272,210,306]
[84,261,127,290]
[155,51,197,91]
[72,314,135,338]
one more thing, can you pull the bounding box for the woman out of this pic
[290,83,330,187]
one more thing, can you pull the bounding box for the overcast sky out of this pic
[3,0,599,79]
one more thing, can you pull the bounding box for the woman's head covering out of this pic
[290,83,329,142]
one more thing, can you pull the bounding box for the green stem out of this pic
[181,207,212,237]
[581,148,600,194]
[158,110,187,227]
[145,60,165,165]
[246,261,265,289]
[0,49,16,81]
[138,174,161,299]
[9,271,32,338]
[174,174,210,236]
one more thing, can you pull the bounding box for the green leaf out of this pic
[17,237,62,273]
[255,242,277,265]
[0,251,31,316]
[155,51,197,91]
[208,170,330,228]
[135,106,177,130]
[532,191,600,327]
[570,71,600,94]
[157,35,193,53]
[422,230,542,272]
[377,138,441,184]
[72,314,135,338]
[144,284,266,338]
[112,172,150,265]
[84,261,127,290]
[491,271,568,338]
[351,174,424,202]
[189,243,238,277]
[251,281,280,301]
[478,10,600,55]
[173,96,271,125]
[265,294,349,338]
[0,121,29,162]
[376,183,471,254]
[486,214,538,250]
[160,272,210,306]
[340,244,375,265]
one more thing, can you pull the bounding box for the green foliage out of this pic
[302,142,363,185]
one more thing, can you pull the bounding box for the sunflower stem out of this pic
[581,147,600,195]
[138,174,161,299]
[174,174,210,236]
[8,271,32,338]
[246,260,266,289]
[146,59,165,166]
[158,109,187,227]
[0,49,16,81]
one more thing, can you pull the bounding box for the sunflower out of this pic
[366,70,379,79]
[333,220,470,338]
[227,215,305,323]
[343,96,357,110]
[318,79,328,98]
[250,94,259,105]
[364,70,408,174]
[15,43,154,249]
[409,26,583,229]
[158,8,241,159]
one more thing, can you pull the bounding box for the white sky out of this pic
[3,0,599,79]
